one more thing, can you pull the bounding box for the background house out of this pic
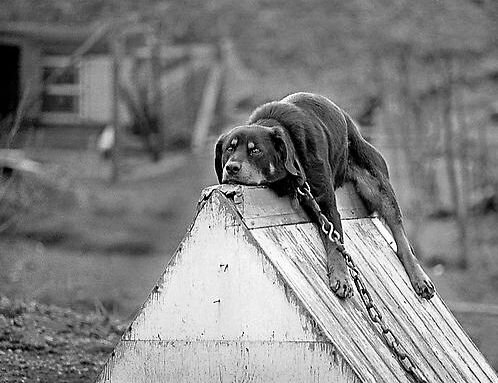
[0,23,120,127]
[0,21,219,150]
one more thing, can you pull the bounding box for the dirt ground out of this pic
[0,144,497,381]
[0,296,124,383]
[0,147,218,382]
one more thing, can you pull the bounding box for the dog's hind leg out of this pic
[301,184,354,299]
[348,164,435,300]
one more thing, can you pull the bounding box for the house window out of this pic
[42,66,79,85]
[41,94,78,113]
[41,56,80,121]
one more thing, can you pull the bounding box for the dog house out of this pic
[96,185,497,382]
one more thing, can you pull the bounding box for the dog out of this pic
[215,92,435,300]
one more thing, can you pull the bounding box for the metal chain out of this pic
[297,182,429,383]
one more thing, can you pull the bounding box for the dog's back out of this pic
[249,92,388,188]
[284,92,389,179]
[282,92,348,143]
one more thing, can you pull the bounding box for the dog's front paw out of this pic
[413,278,435,300]
[410,267,435,300]
[327,253,354,299]
[329,275,354,299]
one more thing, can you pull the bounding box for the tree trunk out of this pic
[147,23,164,160]
[397,48,427,258]
[379,55,403,186]
[453,58,473,267]
[440,55,469,269]
[110,33,124,183]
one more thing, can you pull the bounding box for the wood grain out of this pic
[97,186,498,383]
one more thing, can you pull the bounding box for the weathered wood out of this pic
[229,184,372,230]
[101,341,358,382]
[344,220,471,382]
[98,189,360,382]
[97,185,498,383]
[251,224,406,382]
[372,218,498,382]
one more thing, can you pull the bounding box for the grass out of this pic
[0,147,218,318]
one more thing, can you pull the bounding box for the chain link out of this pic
[298,182,429,383]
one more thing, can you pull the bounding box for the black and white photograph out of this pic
[0,1,497,382]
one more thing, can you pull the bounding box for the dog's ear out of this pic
[271,127,305,184]
[214,133,226,183]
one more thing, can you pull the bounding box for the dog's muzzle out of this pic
[225,161,241,176]
[222,161,266,185]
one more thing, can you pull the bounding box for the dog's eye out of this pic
[249,148,261,155]
[226,146,234,153]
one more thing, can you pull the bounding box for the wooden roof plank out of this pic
[371,218,498,382]
[246,183,497,383]
[272,221,461,382]
[288,234,406,381]
[349,219,471,381]
[358,219,488,382]
[345,220,469,383]
[252,225,409,383]
[288,229,414,381]
[430,298,498,382]
[265,222,459,383]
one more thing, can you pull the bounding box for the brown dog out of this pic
[215,92,434,300]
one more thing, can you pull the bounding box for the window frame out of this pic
[40,56,82,124]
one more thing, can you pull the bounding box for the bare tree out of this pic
[440,54,470,269]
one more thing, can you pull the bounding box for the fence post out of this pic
[110,32,124,183]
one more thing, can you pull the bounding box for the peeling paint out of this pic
[99,340,359,383]
[97,186,498,383]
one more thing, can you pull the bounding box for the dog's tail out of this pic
[345,113,390,179]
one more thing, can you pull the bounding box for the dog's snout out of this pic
[226,161,241,175]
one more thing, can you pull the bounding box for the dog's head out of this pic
[214,124,304,188]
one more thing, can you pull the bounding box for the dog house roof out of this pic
[97,185,497,383]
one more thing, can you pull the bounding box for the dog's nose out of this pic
[226,162,241,175]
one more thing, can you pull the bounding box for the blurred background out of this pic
[0,0,496,380]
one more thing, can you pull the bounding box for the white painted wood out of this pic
[230,184,371,230]
[97,190,360,382]
[81,56,112,122]
[80,55,130,124]
[233,186,309,229]
[101,340,358,383]
[97,185,498,383]
[125,194,321,342]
